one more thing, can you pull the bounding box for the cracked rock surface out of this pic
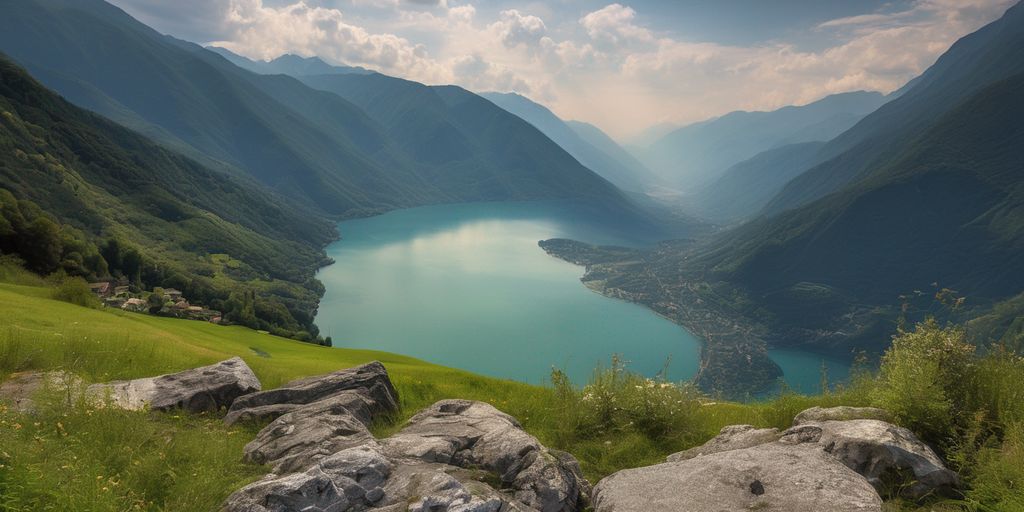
[594,405,960,511]
[594,442,883,512]
[781,418,959,499]
[86,357,260,413]
[222,365,589,512]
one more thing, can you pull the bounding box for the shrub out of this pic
[962,421,1024,511]
[871,319,974,446]
[49,274,100,308]
[552,356,702,442]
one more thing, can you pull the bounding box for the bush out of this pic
[552,356,702,442]
[871,319,974,445]
[49,274,100,308]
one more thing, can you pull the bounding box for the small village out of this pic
[87,280,222,324]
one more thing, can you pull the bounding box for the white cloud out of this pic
[209,0,449,81]
[489,9,546,49]
[451,54,531,92]
[579,4,653,51]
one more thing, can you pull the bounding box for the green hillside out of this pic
[0,54,333,340]
[687,70,1024,354]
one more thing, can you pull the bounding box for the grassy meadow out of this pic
[0,270,1022,511]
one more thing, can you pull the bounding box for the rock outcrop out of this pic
[225,361,397,426]
[595,405,960,511]
[594,442,883,512]
[383,400,590,512]
[0,371,83,413]
[224,445,393,512]
[666,424,780,462]
[794,406,890,425]
[225,444,538,512]
[781,417,959,499]
[222,365,589,512]
[243,391,384,473]
[86,357,260,413]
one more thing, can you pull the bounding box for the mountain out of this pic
[292,76,652,220]
[0,0,630,217]
[0,53,334,339]
[624,122,678,148]
[207,47,373,76]
[540,3,1024,391]
[694,141,827,223]
[641,91,889,191]
[480,92,657,192]
[694,2,1024,349]
[707,68,1024,349]
[763,1,1024,215]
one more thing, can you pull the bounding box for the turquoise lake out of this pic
[315,201,849,392]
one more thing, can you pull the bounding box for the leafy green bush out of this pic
[871,320,975,445]
[963,421,1024,511]
[48,274,100,309]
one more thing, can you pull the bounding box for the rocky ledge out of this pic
[222,364,589,512]
[1,361,962,511]
[593,406,959,511]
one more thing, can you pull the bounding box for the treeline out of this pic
[0,189,331,345]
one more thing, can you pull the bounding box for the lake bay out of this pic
[316,201,848,391]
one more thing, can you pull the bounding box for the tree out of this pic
[20,216,62,273]
[147,287,166,314]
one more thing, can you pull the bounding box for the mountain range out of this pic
[479,92,659,193]
[541,1,1024,394]
[0,0,631,219]
[639,91,890,193]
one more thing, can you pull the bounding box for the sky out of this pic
[107,0,1016,140]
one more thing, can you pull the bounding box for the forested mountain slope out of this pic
[0,55,334,339]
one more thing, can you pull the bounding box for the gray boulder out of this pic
[592,442,882,512]
[243,391,381,473]
[87,357,260,413]
[781,418,959,499]
[382,400,589,512]
[225,361,397,425]
[666,424,779,462]
[0,371,84,413]
[223,444,393,512]
[794,406,890,425]
[384,462,536,512]
[225,444,538,512]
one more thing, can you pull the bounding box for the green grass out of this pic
[1,281,1022,511]
[0,280,812,510]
